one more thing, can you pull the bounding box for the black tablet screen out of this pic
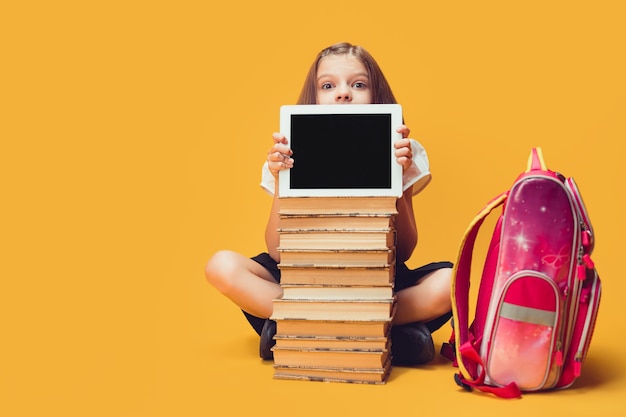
[289,114,392,189]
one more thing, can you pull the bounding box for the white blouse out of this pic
[260,138,432,197]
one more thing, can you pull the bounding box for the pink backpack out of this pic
[442,148,601,398]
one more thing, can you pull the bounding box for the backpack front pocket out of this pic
[485,272,561,390]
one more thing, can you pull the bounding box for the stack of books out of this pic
[271,196,397,384]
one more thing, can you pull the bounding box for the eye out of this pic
[353,81,367,89]
[320,82,334,90]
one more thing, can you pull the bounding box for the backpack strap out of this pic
[451,191,523,399]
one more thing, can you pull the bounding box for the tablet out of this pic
[278,104,403,198]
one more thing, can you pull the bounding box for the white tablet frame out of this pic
[278,104,403,198]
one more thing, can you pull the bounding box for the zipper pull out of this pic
[582,230,591,247]
[555,342,564,366]
[583,253,595,269]
[577,246,587,280]
[574,352,583,377]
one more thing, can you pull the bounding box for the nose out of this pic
[335,85,352,103]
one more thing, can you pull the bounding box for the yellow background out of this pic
[1,1,625,416]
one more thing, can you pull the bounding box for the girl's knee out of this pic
[438,267,453,290]
[205,250,238,290]
[431,268,453,313]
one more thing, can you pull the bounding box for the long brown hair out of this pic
[296,42,398,105]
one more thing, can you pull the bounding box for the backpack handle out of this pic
[526,147,547,172]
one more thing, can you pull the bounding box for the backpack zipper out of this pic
[573,271,601,377]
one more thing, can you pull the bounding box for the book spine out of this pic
[272,198,397,383]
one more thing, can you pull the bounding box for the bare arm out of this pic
[264,132,293,262]
[265,184,282,261]
[395,184,418,263]
[394,125,419,263]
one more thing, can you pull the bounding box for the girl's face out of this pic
[315,54,372,105]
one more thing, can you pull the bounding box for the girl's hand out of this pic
[267,132,294,178]
[395,125,413,172]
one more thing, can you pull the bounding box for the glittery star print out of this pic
[495,178,577,290]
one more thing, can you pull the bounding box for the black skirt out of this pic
[243,252,453,336]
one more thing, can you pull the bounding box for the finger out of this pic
[272,132,288,144]
[270,136,292,156]
[269,158,294,173]
[396,125,410,138]
[269,152,294,165]
[395,144,412,159]
[268,151,281,161]
[394,138,411,150]
[396,156,412,172]
[395,150,412,161]
[268,145,292,159]
[283,154,294,167]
